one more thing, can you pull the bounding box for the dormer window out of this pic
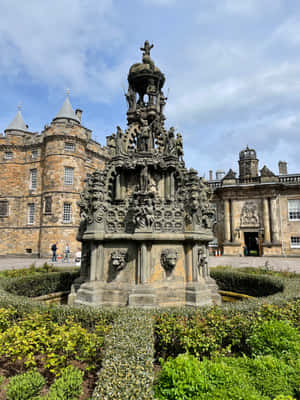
[65,142,75,151]
[4,151,13,160]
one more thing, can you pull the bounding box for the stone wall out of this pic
[0,119,109,257]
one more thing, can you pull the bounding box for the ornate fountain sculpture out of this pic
[72,41,220,307]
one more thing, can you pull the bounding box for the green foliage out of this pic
[241,355,296,398]
[3,271,80,297]
[210,269,284,297]
[247,319,300,358]
[155,300,300,361]
[155,353,264,400]
[93,309,155,400]
[0,311,110,375]
[46,365,83,399]
[6,370,45,400]
[155,353,300,400]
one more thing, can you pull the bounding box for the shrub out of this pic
[46,365,83,399]
[93,309,155,400]
[155,353,264,400]
[231,355,296,398]
[246,319,300,358]
[0,311,109,374]
[3,271,80,297]
[210,269,284,297]
[6,370,45,400]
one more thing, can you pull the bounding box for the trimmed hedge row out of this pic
[2,271,80,297]
[93,309,155,400]
[210,268,284,297]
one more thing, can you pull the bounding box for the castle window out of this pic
[44,196,52,214]
[288,199,300,220]
[291,236,300,248]
[4,151,13,160]
[65,142,75,151]
[64,167,74,185]
[32,150,38,159]
[28,203,35,224]
[30,169,37,190]
[63,203,72,223]
[0,201,8,217]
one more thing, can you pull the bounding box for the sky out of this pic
[1,0,300,178]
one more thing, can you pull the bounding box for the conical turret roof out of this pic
[5,105,28,133]
[53,92,80,123]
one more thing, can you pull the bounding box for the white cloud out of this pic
[0,0,124,100]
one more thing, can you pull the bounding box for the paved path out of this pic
[208,256,300,273]
[0,256,299,273]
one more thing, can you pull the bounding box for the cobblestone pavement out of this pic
[0,255,299,273]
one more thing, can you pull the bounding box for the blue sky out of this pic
[1,0,300,177]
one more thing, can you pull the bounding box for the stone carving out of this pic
[161,248,178,275]
[240,201,259,226]
[140,40,155,70]
[111,250,128,271]
[75,41,219,307]
[176,133,184,162]
[165,127,177,155]
[125,86,136,112]
[133,196,154,230]
[198,245,208,279]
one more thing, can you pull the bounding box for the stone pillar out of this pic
[263,198,271,243]
[170,172,175,200]
[115,174,121,200]
[270,198,279,242]
[140,243,147,283]
[184,243,193,282]
[90,242,97,281]
[95,244,104,281]
[231,200,239,242]
[224,200,231,242]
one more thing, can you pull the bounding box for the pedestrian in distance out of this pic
[51,243,57,262]
[64,244,70,263]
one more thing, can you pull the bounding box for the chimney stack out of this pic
[278,161,287,175]
[209,170,213,181]
[75,109,82,122]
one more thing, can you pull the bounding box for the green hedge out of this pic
[2,271,80,297]
[93,309,155,400]
[210,269,284,297]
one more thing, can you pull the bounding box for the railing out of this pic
[279,174,300,184]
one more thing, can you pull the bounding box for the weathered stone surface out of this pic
[73,41,220,307]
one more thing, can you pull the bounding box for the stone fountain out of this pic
[71,41,220,307]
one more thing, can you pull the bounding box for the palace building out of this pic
[0,95,109,257]
[208,146,300,257]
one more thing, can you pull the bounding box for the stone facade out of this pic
[209,146,300,256]
[0,102,109,257]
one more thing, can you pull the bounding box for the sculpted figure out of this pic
[197,245,209,279]
[147,78,157,105]
[116,126,124,154]
[176,133,184,161]
[125,87,136,111]
[138,119,152,151]
[106,134,116,155]
[161,249,178,275]
[140,165,149,192]
[165,127,177,155]
[140,40,155,70]
[111,250,128,271]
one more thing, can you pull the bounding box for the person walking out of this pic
[64,244,70,263]
[51,243,57,262]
